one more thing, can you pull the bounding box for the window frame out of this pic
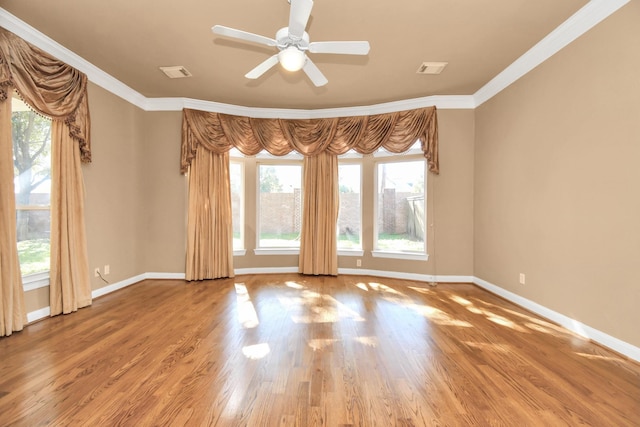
[372,147,429,261]
[254,152,303,255]
[337,156,364,257]
[12,95,53,290]
[229,155,246,256]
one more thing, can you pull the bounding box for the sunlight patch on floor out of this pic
[466,305,528,332]
[575,352,621,362]
[234,283,259,328]
[355,282,369,291]
[354,336,378,347]
[278,290,365,323]
[308,338,338,351]
[410,304,474,327]
[464,341,513,353]
[242,343,270,360]
[285,281,305,289]
[407,286,435,295]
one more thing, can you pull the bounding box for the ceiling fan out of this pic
[212,0,370,87]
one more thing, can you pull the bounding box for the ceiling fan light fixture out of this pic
[278,46,306,72]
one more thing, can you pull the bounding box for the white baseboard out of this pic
[26,306,50,323]
[235,267,299,275]
[339,268,473,284]
[91,273,147,299]
[472,276,640,363]
[145,272,186,280]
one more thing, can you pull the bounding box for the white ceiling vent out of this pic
[159,66,193,79]
[416,62,448,75]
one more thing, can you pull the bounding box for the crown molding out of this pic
[473,0,630,107]
[0,8,148,109]
[2,1,630,116]
[144,95,475,118]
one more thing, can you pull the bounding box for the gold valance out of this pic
[0,28,91,162]
[181,106,439,174]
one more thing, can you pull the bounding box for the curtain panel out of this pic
[181,106,439,174]
[185,149,235,280]
[0,28,92,316]
[299,151,339,275]
[0,97,26,336]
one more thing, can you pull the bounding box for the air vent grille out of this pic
[159,66,193,79]
[416,62,448,75]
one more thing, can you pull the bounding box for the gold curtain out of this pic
[185,148,235,280]
[181,107,439,174]
[0,28,92,316]
[299,151,339,275]
[49,121,92,314]
[0,97,26,336]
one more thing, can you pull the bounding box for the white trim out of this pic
[473,0,630,107]
[0,8,148,110]
[253,248,300,256]
[91,273,147,299]
[233,249,247,256]
[22,271,50,292]
[371,251,429,261]
[144,272,186,280]
[472,276,640,363]
[337,249,364,257]
[4,2,629,115]
[338,268,470,284]
[26,306,50,323]
[234,267,299,275]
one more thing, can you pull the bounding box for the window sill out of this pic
[254,248,300,256]
[233,249,247,256]
[22,271,50,292]
[371,251,429,261]
[338,249,364,257]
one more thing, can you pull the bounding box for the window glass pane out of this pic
[230,161,243,250]
[376,160,425,253]
[338,163,361,249]
[258,164,302,248]
[12,96,52,276]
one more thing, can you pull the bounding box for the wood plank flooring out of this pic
[1,274,639,426]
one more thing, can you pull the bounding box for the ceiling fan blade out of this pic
[308,41,370,55]
[288,0,314,39]
[212,25,277,47]
[302,58,328,87]
[245,54,280,79]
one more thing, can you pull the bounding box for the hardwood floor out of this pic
[1,274,639,426]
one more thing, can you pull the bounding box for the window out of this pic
[230,159,244,251]
[12,96,52,277]
[337,163,362,250]
[374,158,426,255]
[257,162,302,249]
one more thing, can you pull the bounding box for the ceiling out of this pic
[1,0,591,110]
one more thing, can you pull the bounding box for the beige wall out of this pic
[84,83,146,288]
[139,111,186,273]
[474,2,640,347]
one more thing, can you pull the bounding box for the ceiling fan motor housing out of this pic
[276,27,310,51]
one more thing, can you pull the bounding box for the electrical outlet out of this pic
[94,268,100,278]
[104,265,110,275]
[356,259,362,267]
[519,273,526,285]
